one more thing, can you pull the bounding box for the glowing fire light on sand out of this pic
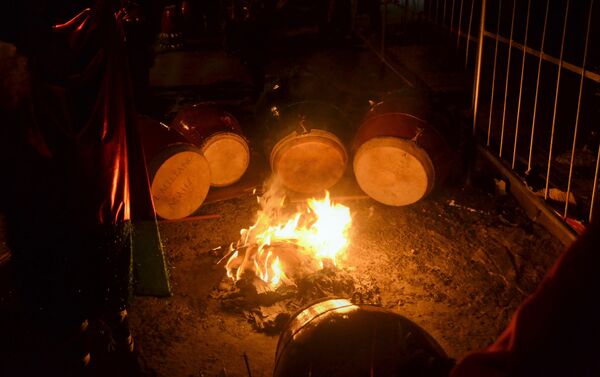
[224,183,352,290]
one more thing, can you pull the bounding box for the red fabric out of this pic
[451,220,600,377]
[27,5,131,224]
[3,1,155,228]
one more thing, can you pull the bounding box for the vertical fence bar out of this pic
[487,0,503,146]
[426,0,430,20]
[443,0,448,26]
[498,0,516,158]
[591,145,600,222]
[430,0,434,21]
[472,0,488,136]
[564,0,594,218]
[527,0,550,174]
[457,0,465,49]
[450,0,456,32]
[414,0,418,20]
[435,0,440,24]
[511,0,531,168]
[465,0,475,68]
[544,0,570,200]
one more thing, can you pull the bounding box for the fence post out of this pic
[472,0,487,137]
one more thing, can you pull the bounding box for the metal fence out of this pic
[472,0,598,229]
[367,0,599,234]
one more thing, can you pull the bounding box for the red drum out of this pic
[353,92,452,206]
[170,104,251,187]
[263,101,348,194]
[138,116,211,220]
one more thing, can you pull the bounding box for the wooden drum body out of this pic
[353,94,451,206]
[139,116,211,220]
[265,102,348,194]
[171,104,250,187]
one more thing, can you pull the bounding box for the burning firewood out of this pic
[210,178,380,333]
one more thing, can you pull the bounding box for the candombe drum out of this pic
[138,116,211,220]
[273,298,454,377]
[158,4,184,50]
[170,104,250,187]
[353,91,453,206]
[264,101,348,193]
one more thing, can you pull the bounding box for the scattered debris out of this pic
[535,188,577,207]
[243,353,253,377]
[555,147,597,169]
[447,199,487,214]
[563,217,587,235]
[494,178,508,196]
[211,259,381,334]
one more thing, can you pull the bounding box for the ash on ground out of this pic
[211,264,381,334]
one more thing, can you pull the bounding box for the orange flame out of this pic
[225,181,351,290]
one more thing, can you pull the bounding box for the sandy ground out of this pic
[129,162,563,377]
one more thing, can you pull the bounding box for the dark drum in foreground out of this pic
[274,298,454,377]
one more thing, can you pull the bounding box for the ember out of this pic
[223,179,352,290]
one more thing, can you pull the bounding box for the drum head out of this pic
[353,137,434,206]
[150,145,211,219]
[271,130,347,194]
[201,132,250,187]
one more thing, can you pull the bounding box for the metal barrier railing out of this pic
[470,0,598,227]
[371,0,599,230]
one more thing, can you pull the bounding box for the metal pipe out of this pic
[526,0,550,173]
[564,0,594,218]
[511,0,531,168]
[465,0,475,68]
[487,0,503,146]
[456,0,465,49]
[498,0,516,158]
[591,144,600,223]
[472,0,487,136]
[544,0,570,200]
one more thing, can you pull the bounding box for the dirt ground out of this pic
[129,161,563,376]
[0,29,565,377]
[121,37,562,377]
